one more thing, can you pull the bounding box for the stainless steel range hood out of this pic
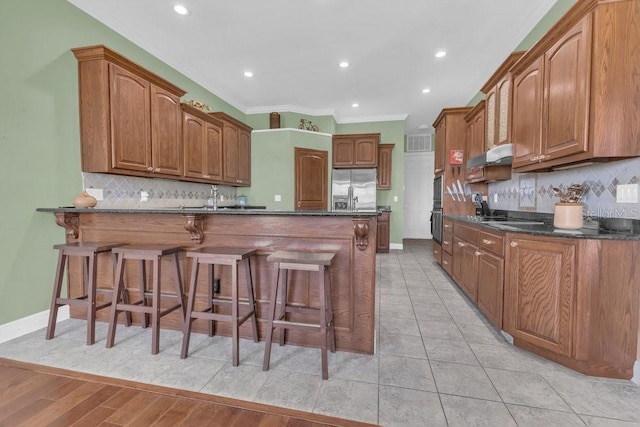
[467,143,513,168]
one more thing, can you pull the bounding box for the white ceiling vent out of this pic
[407,134,433,152]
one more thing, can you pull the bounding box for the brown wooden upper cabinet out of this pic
[511,0,640,172]
[377,144,394,189]
[182,103,223,183]
[482,52,525,150]
[73,45,186,179]
[210,112,252,187]
[332,133,379,168]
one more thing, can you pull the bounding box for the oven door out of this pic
[431,209,443,244]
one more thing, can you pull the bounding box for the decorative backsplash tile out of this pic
[488,157,640,219]
[82,173,237,209]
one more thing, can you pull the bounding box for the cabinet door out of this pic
[109,63,151,172]
[505,236,576,357]
[434,120,445,174]
[354,137,378,167]
[495,76,512,146]
[150,85,182,176]
[182,112,206,179]
[377,144,393,189]
[477,252,504,328]
[512,57,543,169]
[204,122,223,182]
[222,124,239,184]
[452,237,479,301]
[485,89,497,150]
[542,17,590,162]
[332,138,355,167]
[376,212,390,253]
[237,128,251,186]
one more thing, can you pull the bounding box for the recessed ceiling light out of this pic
[422,88,431,94]
[243,71,254,78]
[435,50,447,58]
[339,61,349,68]
[352,103,359,108]
[173,4,189,15]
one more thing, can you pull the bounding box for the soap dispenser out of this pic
[207,185,218,209]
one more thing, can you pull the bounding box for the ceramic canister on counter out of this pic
[237,195,247,206]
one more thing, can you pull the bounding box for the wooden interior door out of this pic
[294,147,328,211]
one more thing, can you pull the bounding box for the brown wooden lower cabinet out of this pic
[376,211,390,253]
[432,242,442,265]
[504,233,640,379]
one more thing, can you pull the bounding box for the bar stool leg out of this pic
[278,268,288,346]
[207,264,215,337]
[171,252,186,321]
[110,251,132,327]
[244,258,259,342]
[181,255,200,359]
[326,267,336,353]
[319,265,329,380]
[231,260,239,366]
[85,252,98,345]
[139,260,148,329]
[106,253,126,348]
[262,264,281,371]
[46,250,67,340]
[151,254,162,355]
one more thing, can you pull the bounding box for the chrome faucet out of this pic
[207,185,218,209]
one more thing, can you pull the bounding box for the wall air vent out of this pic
[407,134,433,152]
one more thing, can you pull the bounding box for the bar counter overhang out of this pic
[37,207,380,354]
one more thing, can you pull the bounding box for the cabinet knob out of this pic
[443,240,450,245]
[457,242,465,247]
[443,260,448,265]
[510,242,518,247]
[474,251,483,256]
[444,224,451,229]
[203,175,210,179]
[147,167,154,171]
[482,239,494,245]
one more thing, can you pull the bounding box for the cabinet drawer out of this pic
[442,232,453,254]
[433,243,442,264]
[442,251,452,275]
[479,230,504,257]
[443,219,454,233]
[454,223,479,245]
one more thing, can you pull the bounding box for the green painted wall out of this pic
[0,0,248,325]
[244,130,333,209]
[336,121,406,246]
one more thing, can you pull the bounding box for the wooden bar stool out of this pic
[262,250,336,380]
[46,242,129,345]
[181,247,259,366]
[106,244,185,355]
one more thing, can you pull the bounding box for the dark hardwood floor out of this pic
[0,358,376,426]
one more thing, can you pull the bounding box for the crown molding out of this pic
[336,113,408,124]
[245,104,336,117]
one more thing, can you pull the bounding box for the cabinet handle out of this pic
[443,240,450,245]
[203,175,210,179]
[147,167,154,171]
[444,224,451,229]
[510,242,518,247]
[457,242,465,247]
[474,251,483,256]
[443,260,448,265]
[434,250,439,254]
[154,168,161,172]
[482,239,494,245]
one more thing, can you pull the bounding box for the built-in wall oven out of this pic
[431,176,443,244]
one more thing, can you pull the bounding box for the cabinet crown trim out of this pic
[481,51,525,93]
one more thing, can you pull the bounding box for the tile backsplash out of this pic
[488,157,640,219]
[82,173,238,209]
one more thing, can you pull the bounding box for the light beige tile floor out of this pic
[1,240,639,426]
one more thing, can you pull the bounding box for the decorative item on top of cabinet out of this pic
[298,119,319,132]
[182,103,223,183]
[332,133,380,168]
[376,211,390,253]
[510,0,640,172]
[210,112,252,187]
[481,51,525,150]
[377,144,394,189]
[73,45,186,179]
[269,112,280,129]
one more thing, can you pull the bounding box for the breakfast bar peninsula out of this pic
[38,207,379,354]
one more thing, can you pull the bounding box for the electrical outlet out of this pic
[85,188,103,201]
[274,194,281,202]
[140,191,149,202]
[494,193,498,203]
[393,196,398,202]
[616,184,639,203]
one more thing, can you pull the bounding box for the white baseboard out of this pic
[633,360,640,385]
[390,243,403,251]
[0,307,68,344]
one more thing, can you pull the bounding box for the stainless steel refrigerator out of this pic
[331,168,377,211]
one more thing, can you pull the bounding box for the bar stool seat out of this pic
[262,250,336,379]
[181,247,259,366]
[46,242,129,345]
[106,244,185,355]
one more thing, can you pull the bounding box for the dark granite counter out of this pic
[37,207,381,217]
[446,213,640,241]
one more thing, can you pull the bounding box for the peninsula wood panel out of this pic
[64,212,376,354]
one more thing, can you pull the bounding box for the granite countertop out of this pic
[446,213,640,241]
[36,207,381,217]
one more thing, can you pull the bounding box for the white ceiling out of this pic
[68,0,558,135]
